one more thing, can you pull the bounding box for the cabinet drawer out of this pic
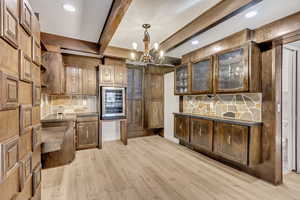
[32,63,41,85]
[214,122,248,165]
[0,71,18,110]
[19,50,32,82]
[32,124,41,151]
[19,152,32,191]
[32,84,41,106]
[20,0,33,35]
[20,105,32,135]
[174,115,190,143]
[32,163,41,195]
[0,136,19,182]
[190,118,213,152]
[2,0,19,48]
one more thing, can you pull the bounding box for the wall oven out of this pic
[101,87,126,120]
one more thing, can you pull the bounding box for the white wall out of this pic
[164,72,179,143]
[102,121,120,142]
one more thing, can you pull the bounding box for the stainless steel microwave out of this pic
[101,87,126,119]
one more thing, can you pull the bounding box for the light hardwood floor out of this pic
[42,136,300,200]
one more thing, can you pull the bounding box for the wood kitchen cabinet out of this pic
[215,42,261,93]
[101,57,127,87]
[174,115,190,143]
[99,65,114,86]
[191,57,213,94]
[76,120,98,150]
[127,66,144,137]
[114,64,127,87]
[66,66,97,95]
[190,118,213,152]
[20,0,33,35]
[144,71,164,129]
[1,0,19,48]
[42,52,65,94]
[65,66,82,95]
[82,67,97,95]
[175,64,189,95]
[214,122,248,165]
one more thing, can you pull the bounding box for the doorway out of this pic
[282,41,300,174]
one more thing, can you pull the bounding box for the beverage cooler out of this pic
[100,87,126,120]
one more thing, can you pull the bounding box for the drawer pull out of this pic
[227,136,231,145]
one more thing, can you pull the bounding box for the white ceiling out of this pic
[289,41,300,49]
[167,0,300,58]
[110,0,221,51]
[29,0,113,42]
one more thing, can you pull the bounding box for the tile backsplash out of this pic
[183,93,262,122]
[41,94,97,118]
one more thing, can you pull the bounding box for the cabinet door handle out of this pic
[199,127,202,136]
[227,136,231,145]
[87,129,89,138]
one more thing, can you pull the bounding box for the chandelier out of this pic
[131,24,164,63]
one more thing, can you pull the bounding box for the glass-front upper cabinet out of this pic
[175,64,189,95]
[191,57,213,94]
[215,45,249,93]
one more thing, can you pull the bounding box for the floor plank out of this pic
[42,136,300,200]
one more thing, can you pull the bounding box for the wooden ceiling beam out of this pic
[41,32,100,54]
[159,0,262,52]
[98,0,133,55]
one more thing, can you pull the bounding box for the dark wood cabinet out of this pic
[19,50,32,82]
[19,0,32,35]
[0,135,19,182]
[214,122,248,165]
[66,66,97,95]
[144,72,164,129]
[215,42,261,93]
[0,71,18,110]
[82,67,97,95]
[99,65,114,86]
[65,66,82,95]
[175,64,189,95]
[174,115,190,143]
[76,121,98,150]
[42,52,65,94]
[190,118,213,151]
[191,57,213,94]
[127,66,144,137]
[1,0,19,48]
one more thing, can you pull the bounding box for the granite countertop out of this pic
[173,112,262,126]
[41,112,99,123]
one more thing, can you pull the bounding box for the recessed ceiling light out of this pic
[63,4,76,12]
[245,11,257,18]
[192,40,199,45]
[132,42,138,50]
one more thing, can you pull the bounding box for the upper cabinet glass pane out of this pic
[192,59,211,92]
[218,48,245,91]
[175,65,188,93]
